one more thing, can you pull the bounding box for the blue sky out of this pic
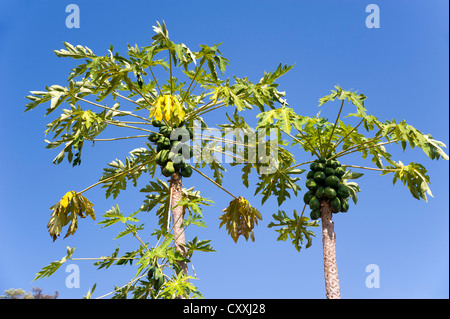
[0,0,448,299]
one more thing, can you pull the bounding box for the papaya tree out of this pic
[25,21,292,298]
[249,85,448,299]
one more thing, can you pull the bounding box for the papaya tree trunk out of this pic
[169,172,188,276]
[320,199,341,299]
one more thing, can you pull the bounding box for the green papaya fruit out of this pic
[162,137,171,149]
[310,209,321,220]
[324,187,337,199]
[337,183,351,199]
[148,133,159,143]
[172,154,185,169]
[180,144,193,159]
[330,160,341,169]
[334,167,345,178]
[303,190,314,205]
[159,149,170,166]
[330,197,341,212]
[324,167,335,176]
[313,171,326,183]
[305,178,318,191]
[309,196,321,211]
[162,161,175,177]
[306,170,315,179]
[180,165,193,177]
[315,186,325,199]
[152,120,162,127]
[155,151,163,165]
[340,199,349,212]
[325,175,340,188]
[313,163,325,172]
[171,127,188,142]
[171,141,182,153]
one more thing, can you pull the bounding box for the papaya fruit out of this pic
[159,149,170,166]
[152,120,162,127]
[162,161,175,177]
[180,165,193,177]
[334,167,345,178]
[306,170,315,179]
[330,197,341,212]
[310,209,321,220]
[305,179,318,191]
[340,199,349,212]
[313,171,326,183]
[159,126,173,138]
[310,162,317,171]
[303,190,314,205]
[325,175,340,188]
[309,196,320,211]
[324,187,337,199]
[336,183,351,199]
[172,154,185,169]
[324,167,335,176]
[180,144,193,159]
[155,151,163,166]
[148,133,159,143]
[313,163,325,172]
[171,141,182,153]
[330,160,341,169]
[315,186,325,199]
[162,137,171,149]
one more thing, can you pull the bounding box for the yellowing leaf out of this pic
[60,191,75,208]
[219,196,262,243]
[149,95,185,126]
[48,192,95,241]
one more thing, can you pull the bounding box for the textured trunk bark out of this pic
[169,172,188,276]
[320,199,341,299]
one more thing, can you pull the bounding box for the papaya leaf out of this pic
[219,197,262,243]
[47,192,95,241]
[267,210,319,252]
[34,246,75,280]
[382,161,433,201]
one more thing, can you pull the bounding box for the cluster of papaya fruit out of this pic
[148,120,194,178]
[303,157,351,220]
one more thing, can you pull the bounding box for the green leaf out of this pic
[34,246,75,281]
[267,210,319,252]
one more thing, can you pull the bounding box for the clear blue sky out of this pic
[0,0,448,299]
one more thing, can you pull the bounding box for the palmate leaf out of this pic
[184,237,216,259]
[219,197,262,243]
[381,161,433,201]
[254,159,304,206]
[97,204,139,229]
[381,119,449,161]
[100,146,157,199]
[34,246,75,281]
[267,210,319,252]
[47,191,95,241]
[256,106,296,134]
[318,85,367,118]
[159,271,199,299]
[139,178,171,233]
